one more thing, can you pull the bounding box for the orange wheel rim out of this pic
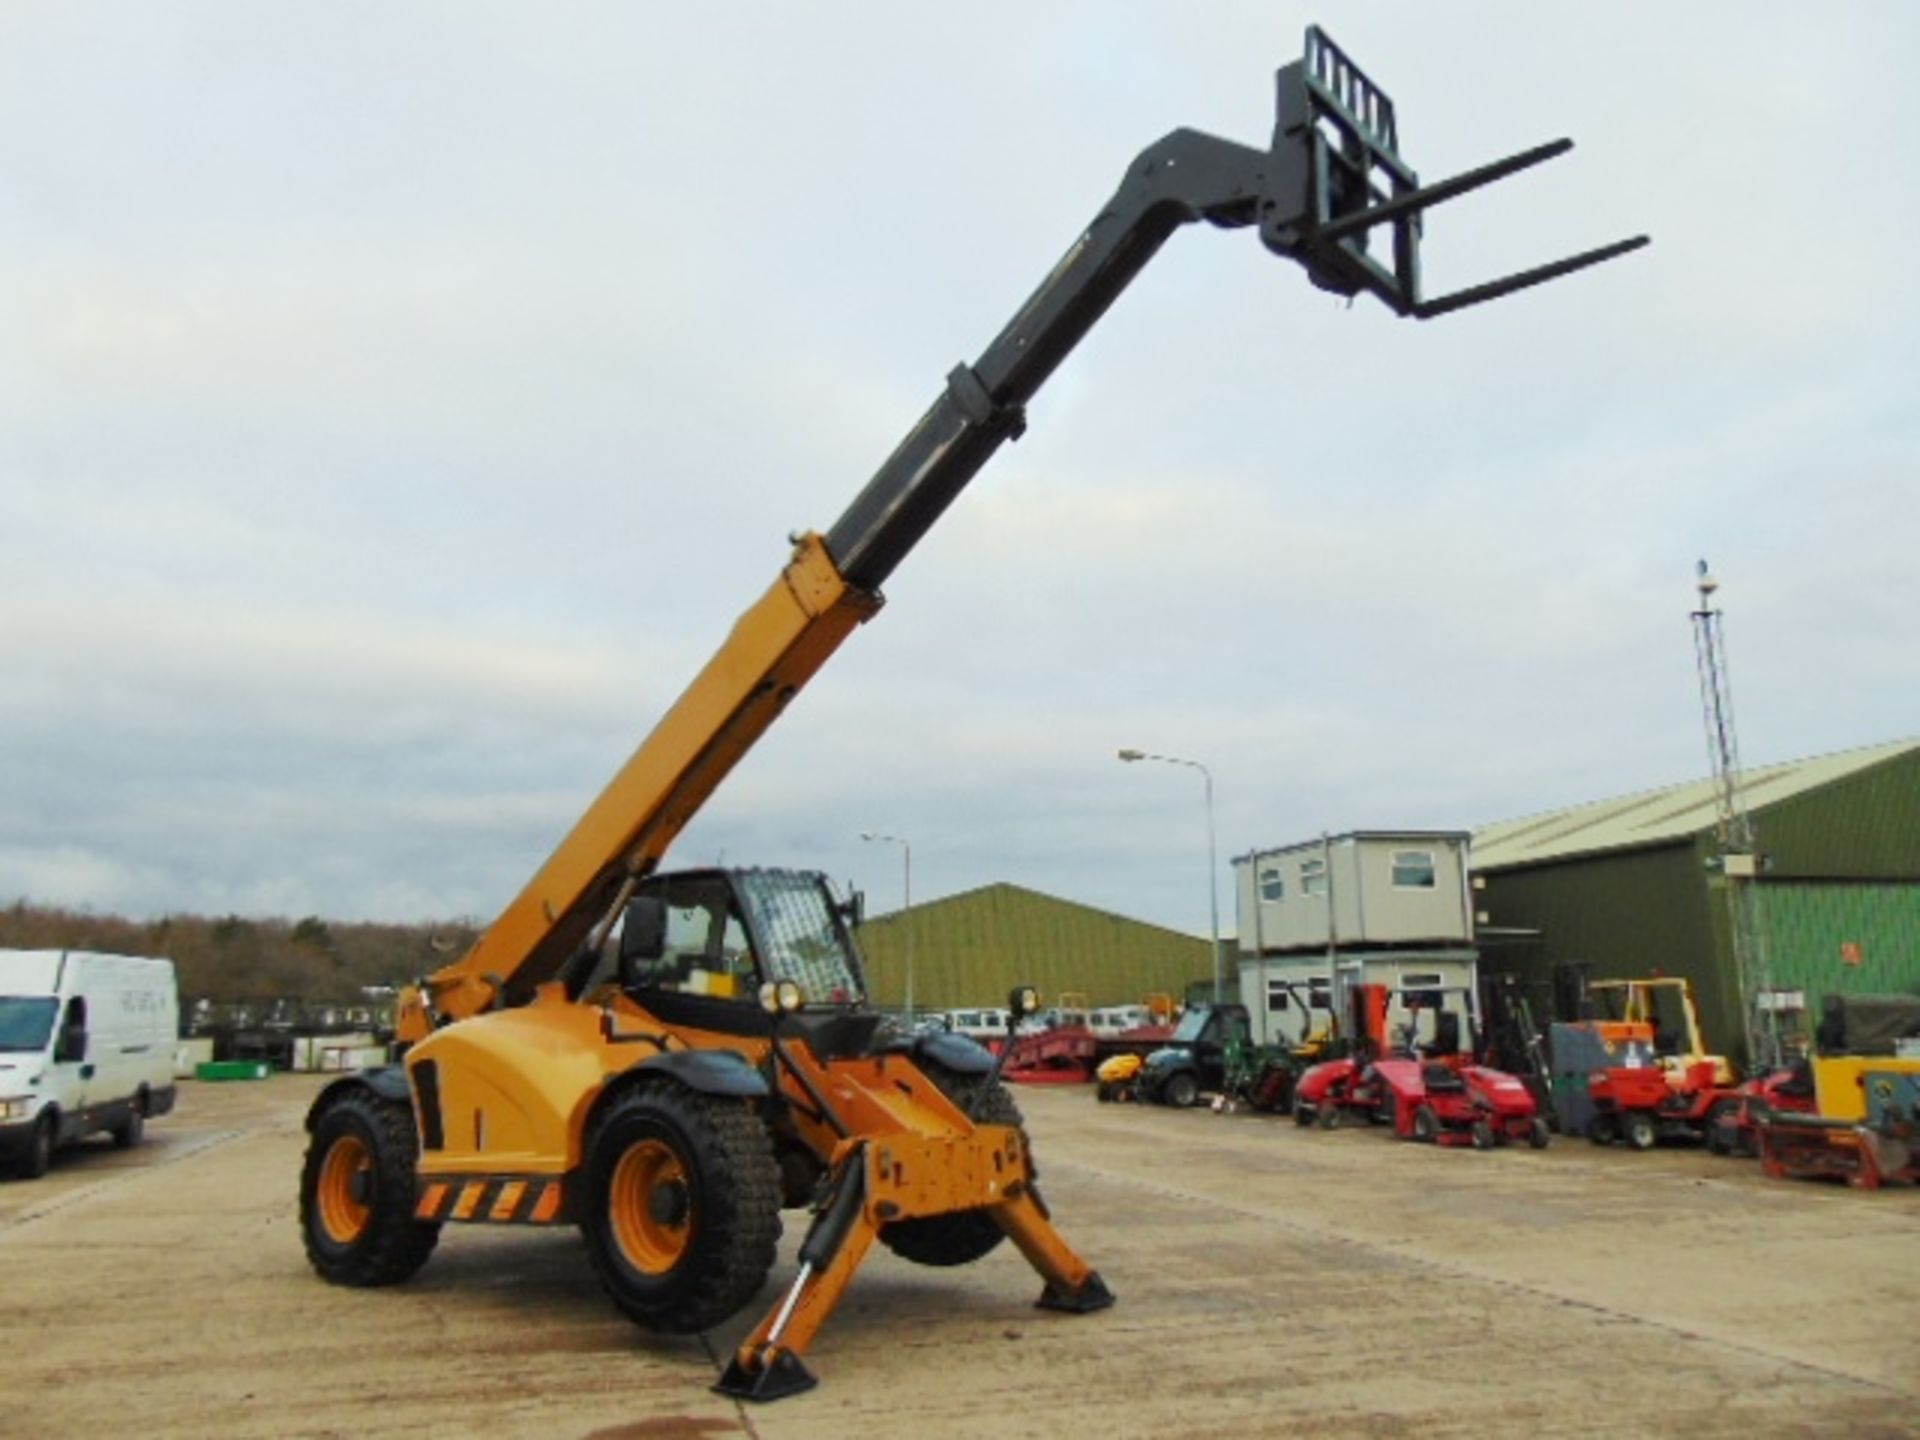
[609,1138,693,1273]
[317,1134,373,1244]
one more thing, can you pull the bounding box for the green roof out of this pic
[1473,738,1920,871]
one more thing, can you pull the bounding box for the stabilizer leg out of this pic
[715,1148,878,1403]
[992,1184,1117,1315]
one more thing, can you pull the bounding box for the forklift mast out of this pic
[403,27,1645,1035]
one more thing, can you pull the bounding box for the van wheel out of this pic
[301,1087,440,1287]
[112,1100,145,1150]
[882,1063,1022,1267]
[17,1116,54,1179]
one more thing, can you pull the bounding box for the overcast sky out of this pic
[3,4,1914,944]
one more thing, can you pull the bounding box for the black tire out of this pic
[1470,1118,1495,1151]
[1528,1117,1551,1150]
[112,1098,145,1150]
[1163,1070,1201,1110]
[1293,1101,1315,1127]
[1371,1082,1396,1128]
[1622,1110,1658,1152]
[1587,1112,1619,1146]
[1316,1100,1341,1130]
[17,1115,54,1179]
[1412,1105,1439,1144]
[882,1064,1023,1268]
[300,1087,440,1287]
[582,1082,782,1333]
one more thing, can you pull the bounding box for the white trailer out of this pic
[0,950,179,1178]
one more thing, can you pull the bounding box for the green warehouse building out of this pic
[853,882,1209,1015]
[1473,737,1920,1065]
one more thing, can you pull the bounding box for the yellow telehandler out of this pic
[297,26,1642,1400]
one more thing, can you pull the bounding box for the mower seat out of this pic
[1422,1063,1465,1093]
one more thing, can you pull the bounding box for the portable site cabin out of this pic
[1233,832,1479,1050]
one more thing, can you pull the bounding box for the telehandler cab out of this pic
[298,26,1642,1401]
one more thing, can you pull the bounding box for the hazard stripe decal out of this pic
[416,1176,564,1225]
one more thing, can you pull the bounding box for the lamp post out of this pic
[859,831,913,1021]
[1118,748,1222,1005]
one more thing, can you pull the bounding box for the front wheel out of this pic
[882,1064,1023,1268]
[1528,1117,1551,1150]
[1162,1071,1200,1110]
[582,1082,782,1333]
[16,1115,54,1179]
[1412,1105,1439,1144]
[1622,1111,1658,1151]
[300,1087,439,1287]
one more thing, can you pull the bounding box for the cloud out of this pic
[0,5,1914,946]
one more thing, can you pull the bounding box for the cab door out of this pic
[49,995,93,1134]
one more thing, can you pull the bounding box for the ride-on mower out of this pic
[1583,977,1740,1150]
[1293,984,1548,1149]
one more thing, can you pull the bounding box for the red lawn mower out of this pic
[1293,983,1548,1149]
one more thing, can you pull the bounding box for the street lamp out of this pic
[859,831,914,1021]
[1117,748,1223,1005]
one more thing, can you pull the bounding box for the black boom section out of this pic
[822,24,1644,593]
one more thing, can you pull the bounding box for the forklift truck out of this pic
[297,26,1640,1402]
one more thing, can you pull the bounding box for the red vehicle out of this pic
[1293,985,1548,1149]
[1582,978,1771,1151]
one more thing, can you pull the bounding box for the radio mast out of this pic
[1690,561,1783,1070]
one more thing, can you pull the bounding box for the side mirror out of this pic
[56,1027,87,1064]
[837,889,865,928]
[618,896,668,989]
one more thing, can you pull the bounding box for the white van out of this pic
[0,950,179,1179]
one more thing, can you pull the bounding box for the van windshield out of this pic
[0,997,57,1052]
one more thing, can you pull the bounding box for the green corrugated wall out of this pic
[1478,841,1748,1054]
[1478,747,1920,1066]
[852,882,1208,1011]
[1747,748,1920,877]
[1758,882,1920,1010]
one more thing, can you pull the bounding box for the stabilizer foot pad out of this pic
[1037,1270,1116,1315]
[713,1349,818,1404]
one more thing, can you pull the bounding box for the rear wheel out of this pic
[1528,1117,1551,1150]
[112,1098,145,1150]
[300,1087,439,1286]
[1622,1110,1658,1151]
[882,1063,1023,1267]
[582,1082,781,1332]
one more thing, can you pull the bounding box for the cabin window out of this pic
[1265,981,1291,1012]
[1300,858,1328,897]
[1392,850,1437,889]
[1259,867,1285,901]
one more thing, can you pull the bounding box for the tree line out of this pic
[0,900,480,1007]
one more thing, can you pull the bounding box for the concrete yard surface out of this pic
[2,1076,1915,1439]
